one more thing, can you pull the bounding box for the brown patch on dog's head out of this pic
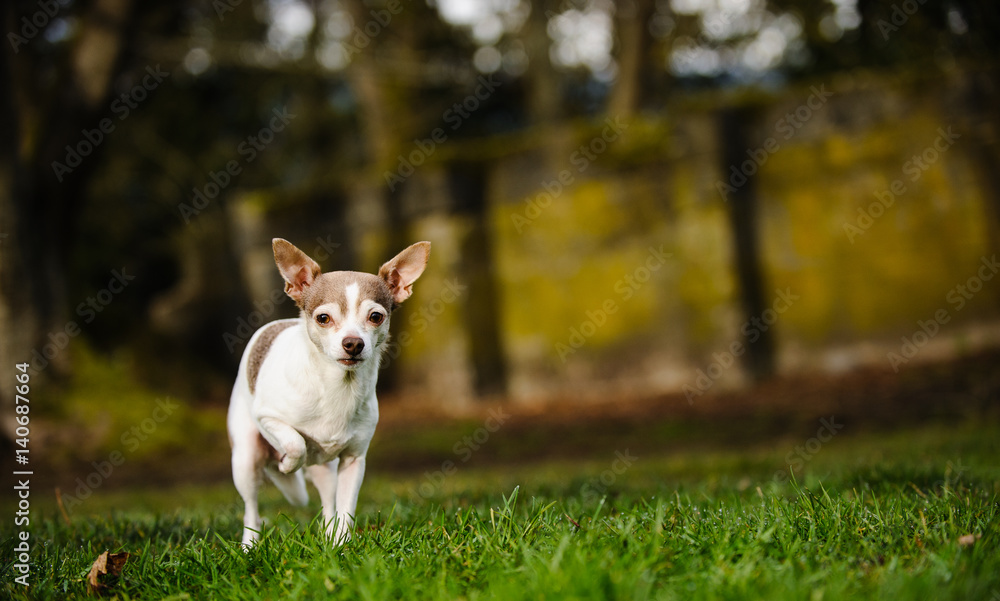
[299,272,395,318]
[271,238,430,318]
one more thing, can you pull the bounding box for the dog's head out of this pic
[272,238,430,370]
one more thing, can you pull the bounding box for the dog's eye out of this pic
[316,313,331,325]
[368,312,384,326]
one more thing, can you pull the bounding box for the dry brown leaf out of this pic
[957,533,981,547]
[86,551,129,595]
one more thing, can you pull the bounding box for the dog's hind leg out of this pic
[232,441,265,548]
[264,466,309,507]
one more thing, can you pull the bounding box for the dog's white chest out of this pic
[248,325,380,464]
[253,373,378,463]
[296,399,378,464]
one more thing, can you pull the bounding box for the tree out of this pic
[1,0,154,433]
[447,161,508,397]
[717,104,776,381]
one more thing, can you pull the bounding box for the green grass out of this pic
[3,418,1000,600]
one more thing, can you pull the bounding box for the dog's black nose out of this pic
[342,337,365,357]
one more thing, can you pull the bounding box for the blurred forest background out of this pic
[1,0,1000,485]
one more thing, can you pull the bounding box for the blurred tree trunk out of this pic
[447,161,508,398]
[960,70,1000,265]
[373,181,413,394]
[608,0,656,118]
[301,3,357,274]
[1,0,136,434]
[717,105,775,382]
[524,0,560,125]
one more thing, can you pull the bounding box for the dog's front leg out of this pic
[332,454,366,544]
[257,416,307,474]
[306,459,339,540]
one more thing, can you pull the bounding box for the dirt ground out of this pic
[370,347,1000,468]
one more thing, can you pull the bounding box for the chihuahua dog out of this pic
[227,238,430,547]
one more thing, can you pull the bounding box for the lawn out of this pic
[2,417,999,600]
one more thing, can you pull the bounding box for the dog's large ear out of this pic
[378,241,431,305]
[273,238,322,304]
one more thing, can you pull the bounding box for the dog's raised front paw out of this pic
[278,451,304,473]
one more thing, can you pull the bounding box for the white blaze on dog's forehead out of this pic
[345,282,360,318]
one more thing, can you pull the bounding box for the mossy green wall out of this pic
[761,106,996,347]
[384,86,999,400]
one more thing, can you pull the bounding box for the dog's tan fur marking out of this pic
[247,321,296,395]
[256,432,282,463]
[302,272,395,318]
